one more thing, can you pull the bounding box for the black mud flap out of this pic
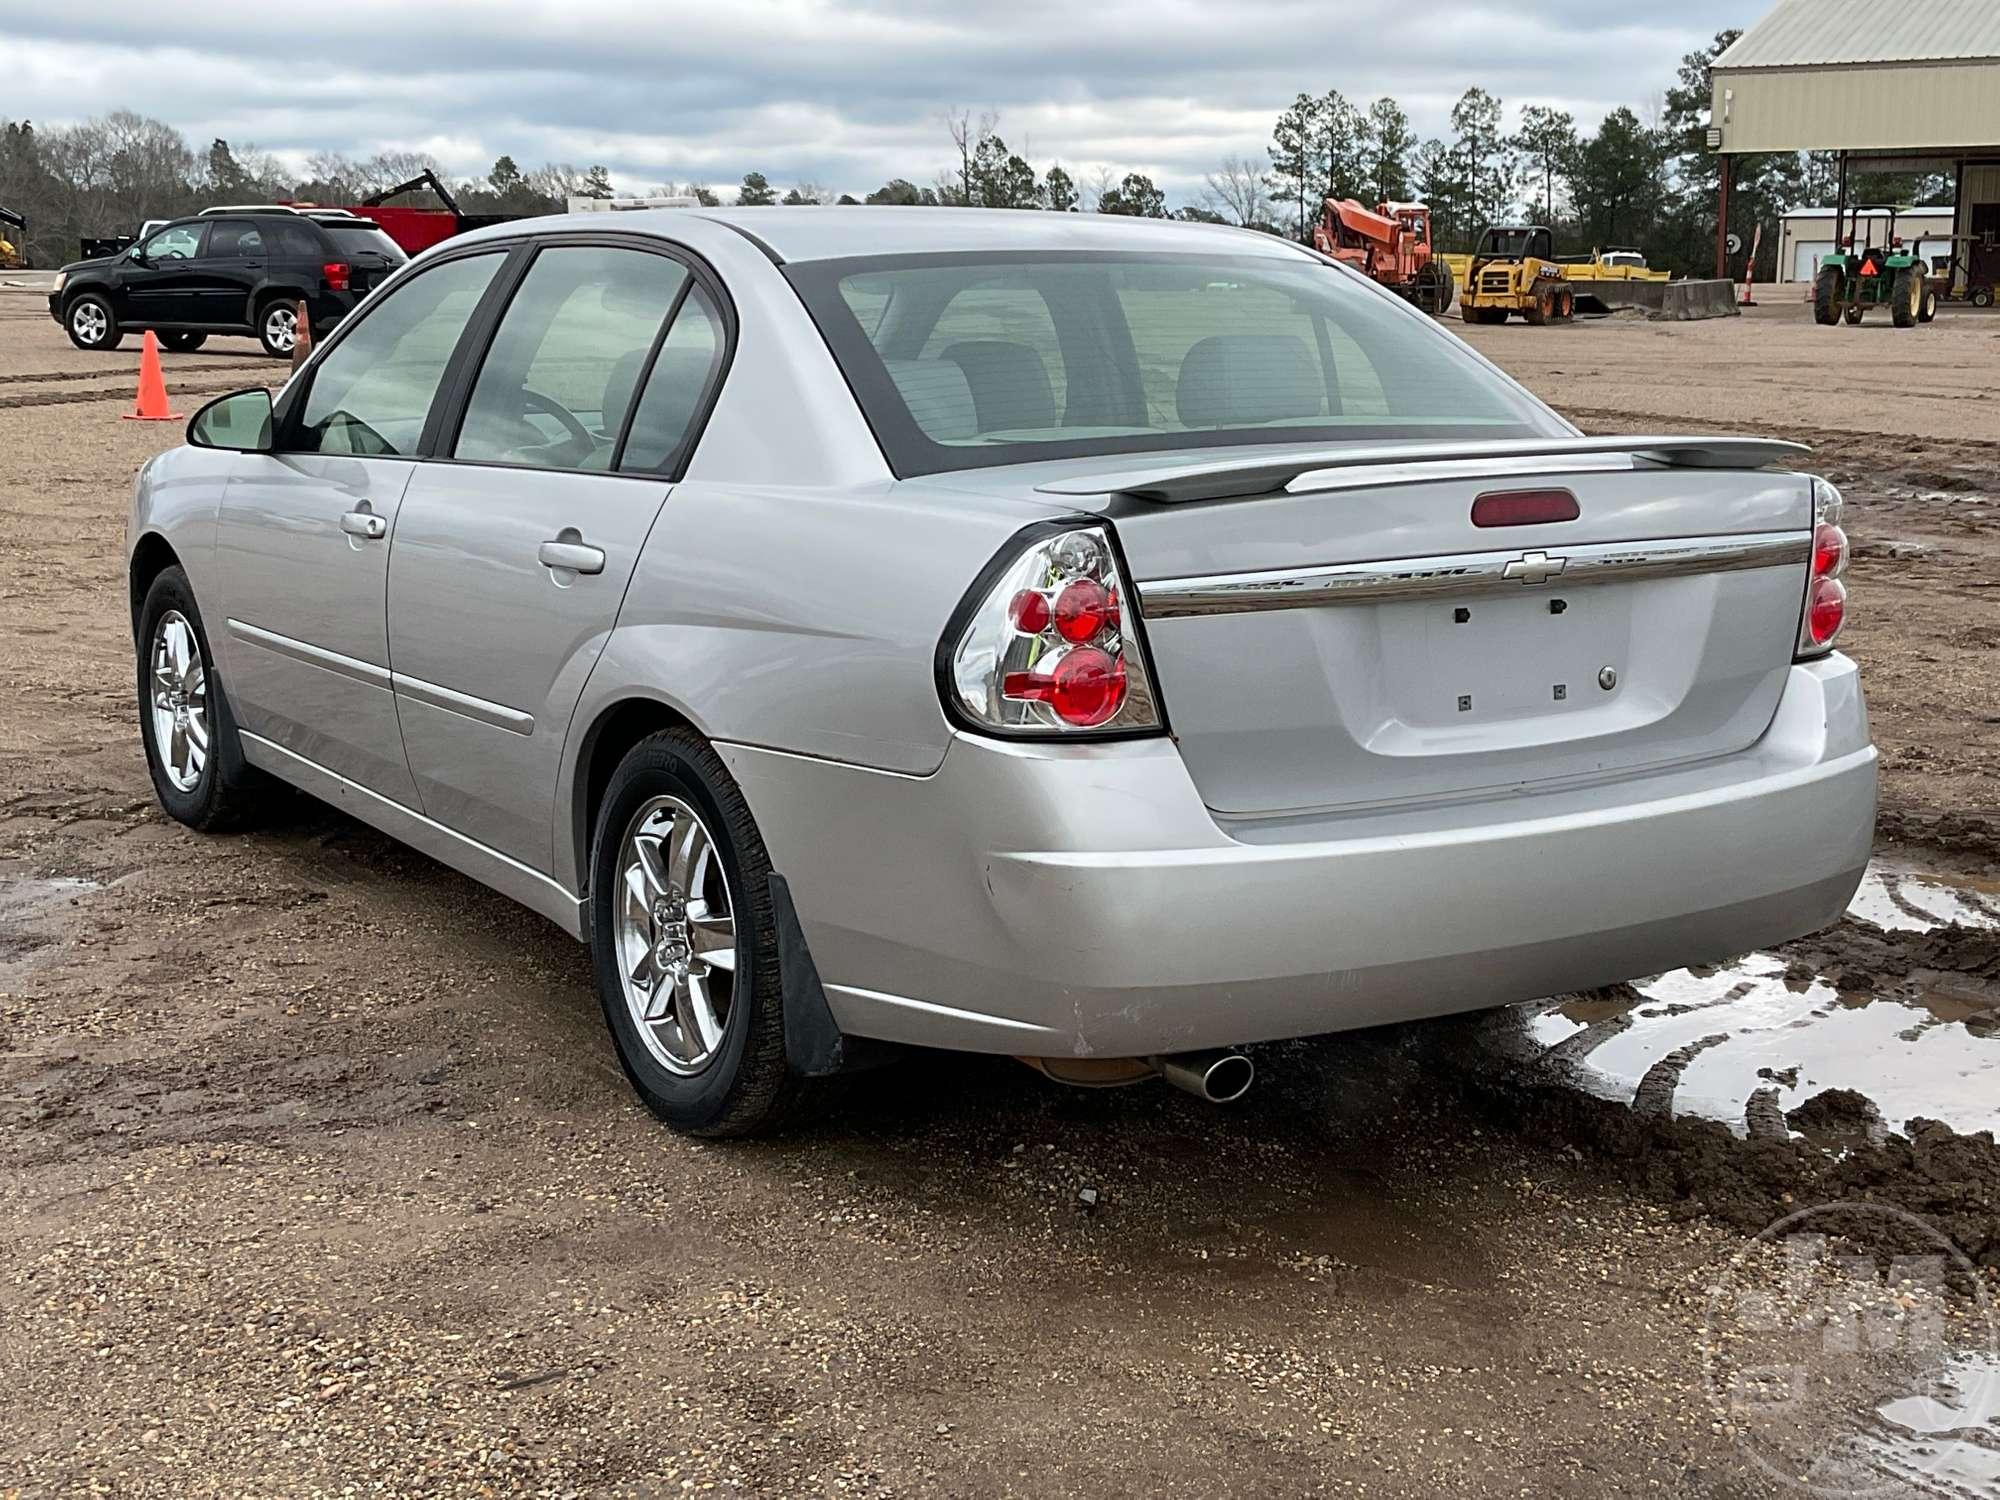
[769,873,903,1077]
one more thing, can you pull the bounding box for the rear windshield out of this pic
[325,223,408,262]
[787,249,1563,477]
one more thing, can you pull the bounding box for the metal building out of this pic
[1710,0,2000,300]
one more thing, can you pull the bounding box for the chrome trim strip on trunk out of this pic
[391,672,536,735]
[226,618,391,688]
[1136,531,1811,619]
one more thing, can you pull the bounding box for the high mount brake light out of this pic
[944,524,1163,737]
[1796,476,1848,658]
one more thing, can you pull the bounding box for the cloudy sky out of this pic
[7,1,1750,202]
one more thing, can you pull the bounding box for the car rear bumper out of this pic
[720,652,1874,1058]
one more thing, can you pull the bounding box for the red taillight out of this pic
[322,261,351,292]
[1009,589,1050,634]
[946,524,1162,738]
[1471,488,1580,527]
[1053,578,1117,642]
[1003,648,1128,727]
[1797,478,1848,659]
[1806,578,1846,646]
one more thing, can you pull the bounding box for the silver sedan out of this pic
[129,208,1875,1134]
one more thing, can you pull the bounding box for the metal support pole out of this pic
[1715,154,1733,280]
[1952,157,1967,293]
[1834,152,1849,252]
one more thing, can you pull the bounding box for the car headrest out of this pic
[602,346,653,428]
[942,340,1057,433]
[1175,334,1323,429]
[882,357,977,442]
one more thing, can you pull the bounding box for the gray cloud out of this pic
[5,2,1743,200]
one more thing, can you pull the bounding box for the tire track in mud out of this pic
[0,377,274,412]
[0,363,269,388]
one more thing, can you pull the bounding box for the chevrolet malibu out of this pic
[128,209,1875,1135]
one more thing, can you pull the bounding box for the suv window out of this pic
[205,220,265,258]
[292,252,504,457]
[274,222,325,259]
[324,222,407,263]
[141,224,204,261]
[619,283,724,473]
[454,245,688,472]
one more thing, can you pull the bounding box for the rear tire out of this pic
[257,299,299,359]
[65,293,122,351]
[1892,267,1919,328]
[1973,285,1995,309]
[1813,266,1843,326]
[159,331,207,352]
[588,729,804,1137]
[136,566,269,831]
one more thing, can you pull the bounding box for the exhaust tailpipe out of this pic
[1151,1050,1255,1104]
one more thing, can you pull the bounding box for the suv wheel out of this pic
[159,331,208,353]
[589,729,805,1137]
[66,294,122,351]
[257,300,299,359]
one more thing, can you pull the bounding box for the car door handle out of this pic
[538,540,605,575]
[339,509,387,540]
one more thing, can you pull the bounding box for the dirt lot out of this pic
[2,296,1998,1498]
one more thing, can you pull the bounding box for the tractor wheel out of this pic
[1918,286,1938,324]
[1524,289,1550,327]
[1557,289,1575,321]
[1892,267,1920,328]
[1973,285,1995,309]
[1844,305,1865,326]
[1813,266,1843,326]
[1417,258,1454,316]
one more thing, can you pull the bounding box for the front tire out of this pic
[66,293,122,351]
[136,566,267,831]
[1813,266,1843,326]
[589,729,800,1137]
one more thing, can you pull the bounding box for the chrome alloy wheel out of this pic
[614,795,737,1075]
[72,301,108,345]
[264,304,297,352]
[149,609,209,792]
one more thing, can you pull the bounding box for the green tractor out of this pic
[1813,204,1936,328]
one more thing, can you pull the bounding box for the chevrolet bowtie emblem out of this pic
[1503,550,1566,586]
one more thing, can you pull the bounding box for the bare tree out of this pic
[1081,165,1118,212]
[1201,155,1270,227]
[942,107,998,204]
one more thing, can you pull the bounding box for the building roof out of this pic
[1716,0,2000,69]
[1780,205,1956,218]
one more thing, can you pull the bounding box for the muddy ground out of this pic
[2,295,1998,1497]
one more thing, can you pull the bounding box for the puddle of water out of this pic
[1521,859,2000,1139]
[1864,1353,2000,1496]
[1848,861,2000,933]
[0,873,100,982]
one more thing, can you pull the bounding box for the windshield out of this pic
[787,251,1562,477]
[326,223,407,262]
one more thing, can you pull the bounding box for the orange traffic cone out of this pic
[291,299,312,371]
[123,330,183,422]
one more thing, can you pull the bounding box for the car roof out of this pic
[460,206,1320,266]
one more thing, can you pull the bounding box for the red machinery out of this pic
[1312,198,1455,315]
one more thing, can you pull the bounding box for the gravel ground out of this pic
[2,292,1997,1497]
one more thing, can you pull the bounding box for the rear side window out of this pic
[275,222,324,259]
[292,252,504,457]
[205,220,264,258]
[790,250,1563,476]
[618,283,725,473]
[454,245,688,471]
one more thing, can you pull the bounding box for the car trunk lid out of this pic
[1055,442,1814,819]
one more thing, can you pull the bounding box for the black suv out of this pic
[49,209,407,358]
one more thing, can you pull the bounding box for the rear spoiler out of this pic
[1033,435,1810,505]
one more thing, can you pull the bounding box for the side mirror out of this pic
[127,246,148,266]
[188,388,274,453]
